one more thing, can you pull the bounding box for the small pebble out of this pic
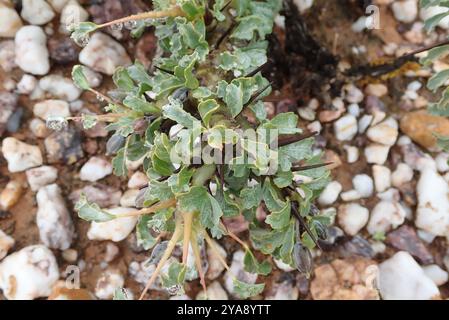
[318,181,342,206]
[367,201,406,235]
[26,166,58,191]
[0,229,14,260]
[15,26,50,75]
[0,180,23,210]
[95,269,124,300]
[364,143,390,165]
[341,190,361,202]
[422,265,448,286]
[62,249,78,263]
[366,117,399,146]
[391,163,414,187]
[334,114,358,141]
[0,245,59,300]
[79,32,131,75]
[39,75,82,102]
[391,0,418,23]
[352,174,374,198]
[0,3,23,37]
[87,207,138,242]
[365,84,388,97]
[36,184,75,250]
[29,118,50,138]
[17,74,37,94]
[80,157,113,182]
[34,99,70,120]
[21,0,55,25]
[337,203,369,236]
[1,137,43,172]
[372,165,391,193]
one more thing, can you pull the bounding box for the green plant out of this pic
[420,0,449,151]
[64,0,331,300]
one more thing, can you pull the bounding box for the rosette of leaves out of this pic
[420,0,449,151]
[69,0,331,300]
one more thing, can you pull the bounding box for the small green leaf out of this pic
[136,215,158,250]
[162,98,200,128]
[72,65,90,90]
[428,69,449,91]
[113,67,135,91]
[435,133,449,152]
[225,82,244,117]
[160,261,187,290]
[198,99,220,127]
[243,249,272,275]
[112,148,128,177]
[278,137,314,171]
[74,193,115,222]
[123,95,160,114]
[233,278,264,299]
[420,44,449,65]
[113,288,132,300]
[178,186,223,237]
[265,198,291,230]
[240,184,262,210]
[80,113,98,129]
[262,112,301,135]
[372,231,386,242]
[70,22,98,45]
[424,10,449,31]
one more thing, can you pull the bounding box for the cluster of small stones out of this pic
[0,0,449,300]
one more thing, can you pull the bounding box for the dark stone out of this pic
[44,126,84,164]
[48,37,80,64]
[0,210,11,219]
[6,107,23,133]
[296,273,310,296]
[386,225,434,264]
[365,95,386,114]
[276,99,296,114]
[339,236,375,258]
[126,232,145,253]
[398,182,417,206]
[135,32,157,69]
[0,92,18,136]
[319,226,344,250]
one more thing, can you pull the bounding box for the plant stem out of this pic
[115,198,176,218]
[67,113,126,123]
[139,215,183,300]
[203,230,230,271]
[190,230,208,298]
[98,7,184,29]
[291,162,333,172]
[182,212,194,264]
[220,222,249,250]
[88,88,115,105]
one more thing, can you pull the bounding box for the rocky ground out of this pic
[1,0,449,300]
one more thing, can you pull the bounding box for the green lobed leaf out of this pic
[112,147,128,177]
[136,215,158,250]
[72,65,90,90]
[160,261,187,290]
[243,249,272,275]
[162,98,200,128]
[74,193,115,222]
[233,278,264,299]
[240,184,262,210]
[428,69,449,91]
